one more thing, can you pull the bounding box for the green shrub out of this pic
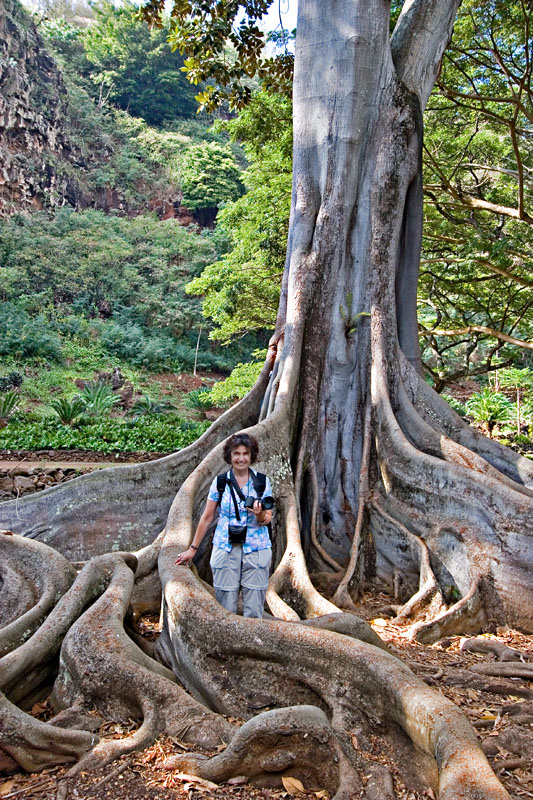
[0,371,23,392]
[183,388,214,414]
[130,395,176,416]
[0,304,62,362]
[210,352,266,405]
[180,143,244,212]
[100,322,181,370]
[441,393,467,417]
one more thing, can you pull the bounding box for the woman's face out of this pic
[230,445,251,471]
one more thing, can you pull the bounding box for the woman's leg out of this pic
[210,545,242,614]
[241,548,272,618]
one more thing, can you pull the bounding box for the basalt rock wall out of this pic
[0,0,87,212]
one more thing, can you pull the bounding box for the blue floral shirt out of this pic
[208,470,273,554]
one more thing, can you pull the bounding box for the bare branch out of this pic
[425,325,533,349]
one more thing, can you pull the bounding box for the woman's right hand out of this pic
[175,547,196,565]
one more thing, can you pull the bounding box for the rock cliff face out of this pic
[0,0,89,213]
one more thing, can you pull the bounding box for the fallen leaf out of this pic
[371,618,388,627]
[351,734,359,750]
[174,772,218,790]
[314,791,329,798]
[0,781,15,796]
[282,776,306,794]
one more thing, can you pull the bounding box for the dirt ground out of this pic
[1,589,532,800]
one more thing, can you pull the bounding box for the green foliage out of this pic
[0,372,23,392]
[465,389,514,435]
[49,397,86,425]
[0,415,209,453]
[497,368,533,393]
[141,0,293,112]
[79,1,198,126]
[187,92,291,342]
[183,388,213,413]
[0,304,63,362]
[0,209,232,371]
[441,394,466,417]
[0,391,19,421]
[79,380,120,415]
[210,351,266,405]
[419,0,533,388]
[180,143,244,213]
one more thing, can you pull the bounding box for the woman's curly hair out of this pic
[223,433,259,464]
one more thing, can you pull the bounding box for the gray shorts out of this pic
[210,545,272,591]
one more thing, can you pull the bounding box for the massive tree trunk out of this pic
[1,1,532,796]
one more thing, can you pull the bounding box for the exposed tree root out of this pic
[307,463,344,574]
[0,692,97,772]
[158,535,510,799]
[0,532,76,658]
[163,706,362,798]
[0,552,138,704]
[332,401,372,609]
[266,489,340,620]
[408,577,488,643]
[370,500,446,626]
[460,637,529,662]
[468,662,533,680]
[51,554,234,773]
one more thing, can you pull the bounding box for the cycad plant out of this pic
[465,388,514,438]
[50,397,86,426]
[183,388,213,419]
[0,391,19,423]
[80,381,120,416]
[130,394,176,416]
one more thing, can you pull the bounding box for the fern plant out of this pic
[465,389,514,437]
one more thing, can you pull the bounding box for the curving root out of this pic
[0,532,76,658]
[266,488,341,620]
[50,553,233,776]
[370,500,446,627]
[163,705,362,799]
[460,636,529,662]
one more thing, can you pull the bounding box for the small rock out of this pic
[13,475,35,492]
[481,739,500,757]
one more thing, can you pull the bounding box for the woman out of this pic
[175,432,273,618]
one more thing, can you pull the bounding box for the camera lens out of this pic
[261,496,274,510]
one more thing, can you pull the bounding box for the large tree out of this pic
[1,1,532,797]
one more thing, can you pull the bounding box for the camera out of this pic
[244,495,274,511]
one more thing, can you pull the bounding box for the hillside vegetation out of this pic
[0,0,262,454]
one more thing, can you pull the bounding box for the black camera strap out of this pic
[228,470,246,522]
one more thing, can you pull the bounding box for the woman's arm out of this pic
[175,498,218,564]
